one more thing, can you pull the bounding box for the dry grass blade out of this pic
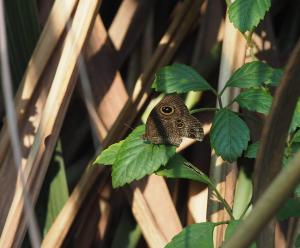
[0,43,64,234]
[42,167,105,248]
[108,0,143,51]
[85,0,156,140]
[129,184,168,247]
[0,0,41,246]
[73,178,111,246]
[0,0,101,246]
[84,15,129,140]
[131,175,182,245]
[0,0,78,164]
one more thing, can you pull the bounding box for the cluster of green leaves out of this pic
[153,62,282,162]
[93,60,287,247]
[94,58,283,188]
[93,0,300,246]
[95,132,251,244]
[94,126,176,188]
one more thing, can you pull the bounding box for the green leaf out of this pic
[290,99,300,133]
[235,88,272,114]
[112,125,176,188]
[283,144,300,202]
[295,234,300,248]
[266,68,283,87]
[5,0,40,87]
[152,64,213,93]
[165,222,215,248]
[295,185,300,198]
[210,109,250,162]
[35,141,69,236]
[225,220,240,241]
[94,140,124,165]
[293,129,300,143]
[277,198,300,220]
[228,0,271,33]
[226,61,282,89]
[111,210,141,248]
[156,154,211,185]
[225,221,256,248]
[244,142,260,158]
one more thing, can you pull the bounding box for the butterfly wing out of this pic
[177,115,204,141]
[144,94,203,146]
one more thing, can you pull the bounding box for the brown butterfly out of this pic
[143,94,204,146]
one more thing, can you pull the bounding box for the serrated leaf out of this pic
[277,198,300,220]
[225,221,256,248]
[244,142,260,158]
[156,154,211,185]
[152,64,213,93]
[228,0,271,33]
[112,125,176,188]
[210,109,250,162]
[94,140,124,165]
[165,222,215,248]
[290,99,300,133]
[226,61,282,89]
[235,89,272,115]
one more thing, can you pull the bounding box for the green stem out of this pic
[239,200,252,220]
[190,107,219,114]
[217,94,223,108]
[225,0,231,7]
[243,30,257,60]
[225,98,236,108]
[219,85,227,99]
[184,162,235,220]
[214,220,230,226]
[210,183,235,220]
[288,130,297,147]
[210,88,223,108]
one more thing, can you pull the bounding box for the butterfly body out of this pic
[144,94,204,146]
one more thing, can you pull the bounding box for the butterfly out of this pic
[143,94,204,146]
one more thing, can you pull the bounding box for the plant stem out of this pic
[217,94,224,108]
[239,200,252,220]
[225,0,231,7]
[210,183,235,220]
[225,98,236,108]
[215,220,230,226]
[219,86,226,97]
[210,87,224,108]
[287,130,297,147]
[190,107,219,114]
[184,162,235,220]
[243,30,256,60]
